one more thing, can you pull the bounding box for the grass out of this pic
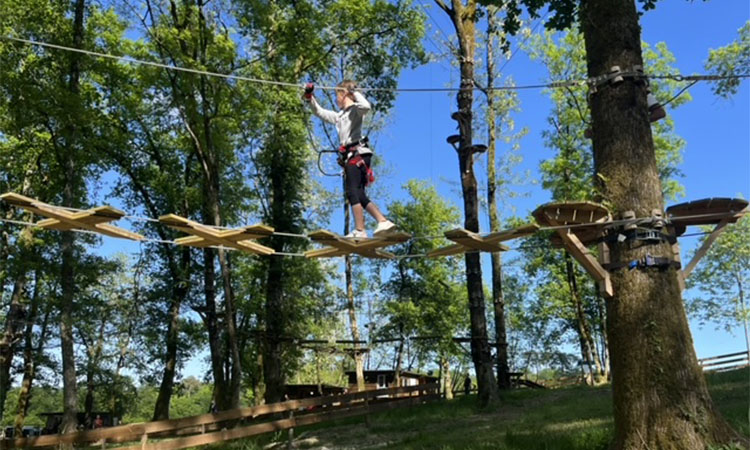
[202,369,749,450]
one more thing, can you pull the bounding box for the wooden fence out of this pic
[698,351,749,372]
[0,383,439,449]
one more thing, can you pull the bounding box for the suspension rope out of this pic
[3,35,749,93]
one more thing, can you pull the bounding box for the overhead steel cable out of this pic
[3,35,748,93]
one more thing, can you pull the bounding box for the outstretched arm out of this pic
[309,96,339,124]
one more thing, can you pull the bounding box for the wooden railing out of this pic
[1,383,440,449]
[698,351,749,372]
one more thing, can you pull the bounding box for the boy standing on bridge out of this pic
[304,80,396,239]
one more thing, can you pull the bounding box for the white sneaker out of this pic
[345,229,368,239]
[373,220,396,235]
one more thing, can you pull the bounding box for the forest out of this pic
[0,0,748,448]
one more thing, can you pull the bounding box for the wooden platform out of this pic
[0,192,144,241]
[305,230,411,259]
[667,197,748,236]
[532,201,613,297]
[159,214,275,255]
[533,201,611,247]
[667,198,749,285]
[427,224,538,258]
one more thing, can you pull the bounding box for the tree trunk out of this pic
[437,0,498,408]
[83,318,106,425]
[596,294,610,379]
[153,283,186,420]
[199,61,241,409]
[264,249,285,404]
[343,188,366,392]
[394,338,404,388]
[0,271,27,420]
[564,253,603,382]
[59,0,87,434]
[441,356,453,399]
[580,0,743,447]
[13,270,45,436]
[263,119,293,404]
[485,8,511,391]
[203,246,228,409]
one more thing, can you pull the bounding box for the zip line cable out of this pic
[3,35,749,93]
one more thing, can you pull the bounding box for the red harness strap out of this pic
[347,155,375,186]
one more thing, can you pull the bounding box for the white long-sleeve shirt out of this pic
[309,92,372,155]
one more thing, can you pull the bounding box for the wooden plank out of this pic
[532,201,610,226]
[218,224,274,241]
[667,198,749,226]
[0,192,143,241]
[444,229,510,253]
[547,214,612,297]
[698,351,749,363]
[666,228,686,292]
[36,206,125,229]
[426,243,467,258]
[682,219,730,279]
[5,384,438,448]
[174,235,215,247]
[306,230,408,259]
[484,223,540,243]
[158,214,275,256]
[109,387,439,450]
[304,246,349,258]
[117,392,441,450]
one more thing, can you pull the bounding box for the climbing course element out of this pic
[158,214,275,255]
[427,224,539,258]
[533,201,613,297]
[305,230,411,259]
[667,197,748,288]
[0,192,144,241]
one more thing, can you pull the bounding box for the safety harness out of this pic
[339,137,375,186]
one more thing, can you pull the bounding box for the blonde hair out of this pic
[336,80,358,98]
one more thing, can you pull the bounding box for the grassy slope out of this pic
[210,369,749,450]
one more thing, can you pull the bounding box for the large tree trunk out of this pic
[198,55,241,409]
[59,0,87,434]
[264,248,285,404]
[263,120,292,404]
[580,0,742,447]
[437,0,499,408]
[485,8,511,391]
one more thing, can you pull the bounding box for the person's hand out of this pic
[303,82,314,101]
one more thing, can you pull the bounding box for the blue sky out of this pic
[92,0,749,378]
